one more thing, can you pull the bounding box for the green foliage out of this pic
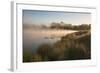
[63,30,91,59]
[23,49,33,62]
[50,22,90,30]
[32,54,42,62]
[36,44,52,61]
[23,30,91,62]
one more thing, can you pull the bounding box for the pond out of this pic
[23,29,77,52]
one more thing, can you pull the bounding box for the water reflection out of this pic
[23,29,76,52]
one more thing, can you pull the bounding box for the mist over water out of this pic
[23,29,77,52]
[23,10,91,62]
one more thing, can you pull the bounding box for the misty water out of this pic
[23,29,77,52]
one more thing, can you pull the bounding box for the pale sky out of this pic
[23,10,91,25]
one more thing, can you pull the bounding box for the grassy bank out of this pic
[23,30,91,62]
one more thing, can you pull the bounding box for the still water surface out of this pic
[23,29,77,52]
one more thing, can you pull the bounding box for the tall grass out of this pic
[23,30,91,62]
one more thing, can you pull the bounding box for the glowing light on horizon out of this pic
[23,10,91,25]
